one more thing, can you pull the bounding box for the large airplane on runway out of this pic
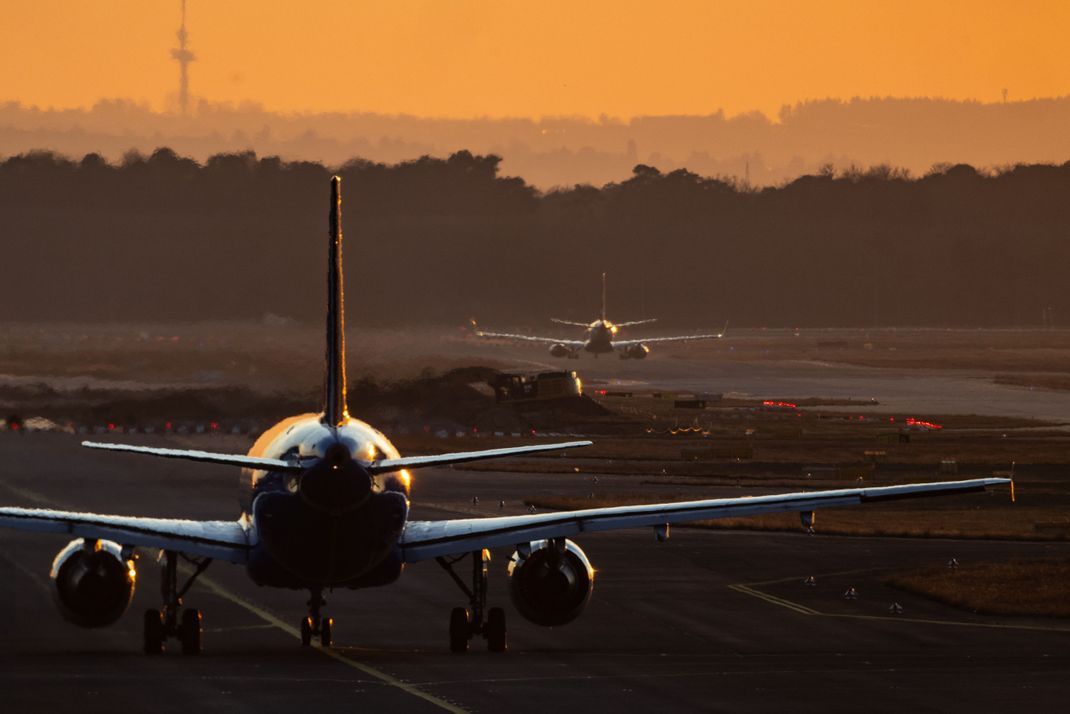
[475,273,726,359]
[0,179,1009,656]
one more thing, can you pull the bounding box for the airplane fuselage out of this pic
[240,415,410,590]
[583,320,617,354]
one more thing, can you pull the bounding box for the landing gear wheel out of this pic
[180,608,203,656]
[320,616,334,648]
[301,616,314,647]
[144,550,212,656]
[449,607,470,653]
[143,609,165,655]
[486,607,507,653]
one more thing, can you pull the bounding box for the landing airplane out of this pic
[476,273,726,359]
[0,179,1008,656]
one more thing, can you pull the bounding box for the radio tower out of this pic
[171,0,196,116]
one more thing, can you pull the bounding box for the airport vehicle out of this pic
[476,273,725,358]
[0,179,1010,656]
[492,370,583,403]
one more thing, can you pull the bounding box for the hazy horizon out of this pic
[6,2,1068,187]
[5,94,1070,189]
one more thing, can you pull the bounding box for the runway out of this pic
[464,344,1070,423]
[1,433,1068,713]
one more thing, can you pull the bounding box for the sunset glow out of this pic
[4,0,1069,118]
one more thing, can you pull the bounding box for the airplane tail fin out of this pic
[323,176,348,427]
[600,272,607,321]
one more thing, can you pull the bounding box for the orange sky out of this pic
[3,0,1069,119]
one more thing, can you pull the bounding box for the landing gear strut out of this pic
[143,550,211,655]
[300,589,333,647]
[437,549,507,653]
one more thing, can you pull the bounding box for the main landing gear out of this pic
[437,549,507,653]
[300,589,333,648]
[144,550,212,655]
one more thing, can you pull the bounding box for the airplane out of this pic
[0,178,1009,657]
[475,272,726,359]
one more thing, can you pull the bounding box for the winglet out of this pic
[324,176,348,427]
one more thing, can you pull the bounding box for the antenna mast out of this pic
[171,0,196,116]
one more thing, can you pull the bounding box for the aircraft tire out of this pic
[143,609,165,655]
[486,607,507,653]
[320,616,333,648]
[180,608,203,656]
[301,616,314,646]
[449,607,470,653]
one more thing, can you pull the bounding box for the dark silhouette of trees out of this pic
[0,149,1067,328]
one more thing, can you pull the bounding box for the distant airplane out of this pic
[476,273,726,359]
[0,180,1009,656]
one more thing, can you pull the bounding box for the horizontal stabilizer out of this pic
[368,440,591,474]
[614,318,658,328]
[82,441,305,472]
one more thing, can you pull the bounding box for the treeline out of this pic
[7,97,1070,188]
[0,149,1067,328]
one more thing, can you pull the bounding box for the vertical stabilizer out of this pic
[323,177,348,426]
[600,272,607,321]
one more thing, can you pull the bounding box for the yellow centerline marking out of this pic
[193,572,468,714]
[824,611,1070,633]
[0,479,467,713]
[727,584,820,615]
[729,573,1070,633]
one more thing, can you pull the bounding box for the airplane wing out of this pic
[550,319,590,327]
[399,477,1009,561]
[0,507,251,562]
[615,321,728,347]
[368,441,591,474]
[615,318,658,328]
[475,330,586,347]
[615,331,725,347]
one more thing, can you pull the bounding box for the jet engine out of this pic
[50,538,136,628]
[548,344,575,359]
[507,539,594,626]
[620,343,650,360]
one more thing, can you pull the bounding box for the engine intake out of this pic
[50,539,136,628]
[508,539,594,627]
[620,343,650,360]
[549,343,574,358]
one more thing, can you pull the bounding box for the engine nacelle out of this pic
[548,343,574,358]
[50,539,136,628]
[507,539,594,627]
[620,343,650,360]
